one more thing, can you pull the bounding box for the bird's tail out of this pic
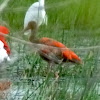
[62,48,82,64]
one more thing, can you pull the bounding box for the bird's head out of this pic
[28,21,37,31]
[28,21,39,43]
[39,0,45,6]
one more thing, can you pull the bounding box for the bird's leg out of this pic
[47,62,59,80]
[0,91,6,99]
[55,71,59,80]
[54,64,61,81]
[46,62,52,74]
[45,62,54,78]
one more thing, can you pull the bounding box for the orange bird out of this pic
[38,37,82,65]
[30,36,82,79]
[28,21,82,78]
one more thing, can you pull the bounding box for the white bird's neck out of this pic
[39,0,45,6]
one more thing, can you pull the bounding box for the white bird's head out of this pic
[38,0,45,6]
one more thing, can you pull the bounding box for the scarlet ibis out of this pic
[0,25,10,63]
[30,37,82,79]
[24,0,47,35]
[29,22,82,65]
[30,37,82,65]
[29,22,82,79]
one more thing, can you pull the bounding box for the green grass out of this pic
[0,0,100,100]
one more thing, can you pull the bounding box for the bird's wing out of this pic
[28,2,39,10]
[63,49,82,64]
[48,51,63,64]
[39,47,63,64]
[39,37,66,48]
[41,9,48,25]
[24,10,38,28]
[43,14,48,25]
[24,2,39,28]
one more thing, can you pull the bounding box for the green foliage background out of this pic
[0,0,100,100]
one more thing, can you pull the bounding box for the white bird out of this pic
[0,40,10,63]
[24,0,47,35]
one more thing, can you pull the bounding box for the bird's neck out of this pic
[29,33,39,43]
[29,26,39,43]
[39,0,45,6]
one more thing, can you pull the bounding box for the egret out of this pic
[24,0,47,35]
[0,25,10,63]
